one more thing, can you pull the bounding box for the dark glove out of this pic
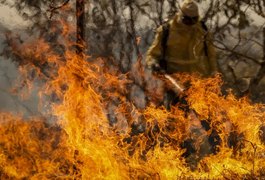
[151,63,165,74]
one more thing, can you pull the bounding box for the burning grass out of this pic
[1,21,265,179]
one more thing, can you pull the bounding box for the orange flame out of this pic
[1,21,265,179]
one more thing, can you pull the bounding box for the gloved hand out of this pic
[146,58,166,73]
[151,63,166,74]
[152,62,161,71]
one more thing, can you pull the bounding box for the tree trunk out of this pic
[76,0,86,55]
[263,27,265,61]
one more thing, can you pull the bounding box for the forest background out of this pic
[0,0,265,116]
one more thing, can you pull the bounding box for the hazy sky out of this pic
[0,1,264,29]
[0,4,28,29]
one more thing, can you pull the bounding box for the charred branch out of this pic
[48,0,71,19]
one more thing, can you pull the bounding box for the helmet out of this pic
[180,0,199,18]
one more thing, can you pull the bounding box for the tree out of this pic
[1,0,265,103]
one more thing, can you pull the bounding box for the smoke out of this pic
[0,23,41,117]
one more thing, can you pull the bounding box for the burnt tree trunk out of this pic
[76,0,86,55]
[128,1,140,58]
[263,27,265,61]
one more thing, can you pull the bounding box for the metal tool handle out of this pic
[152,66,185,94]
[163,74,186,94]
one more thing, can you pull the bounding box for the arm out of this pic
[206,33,218,74]
[146,26,163,70]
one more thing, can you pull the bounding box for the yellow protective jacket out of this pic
[146,14,217,77]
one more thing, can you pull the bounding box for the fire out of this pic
[0,113,76,179]
[1,21,265,179]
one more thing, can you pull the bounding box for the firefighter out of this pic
[146,0,218,109]
[145,0,219,169]
[146,0,218,77]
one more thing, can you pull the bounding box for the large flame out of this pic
[1,20,265,179]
